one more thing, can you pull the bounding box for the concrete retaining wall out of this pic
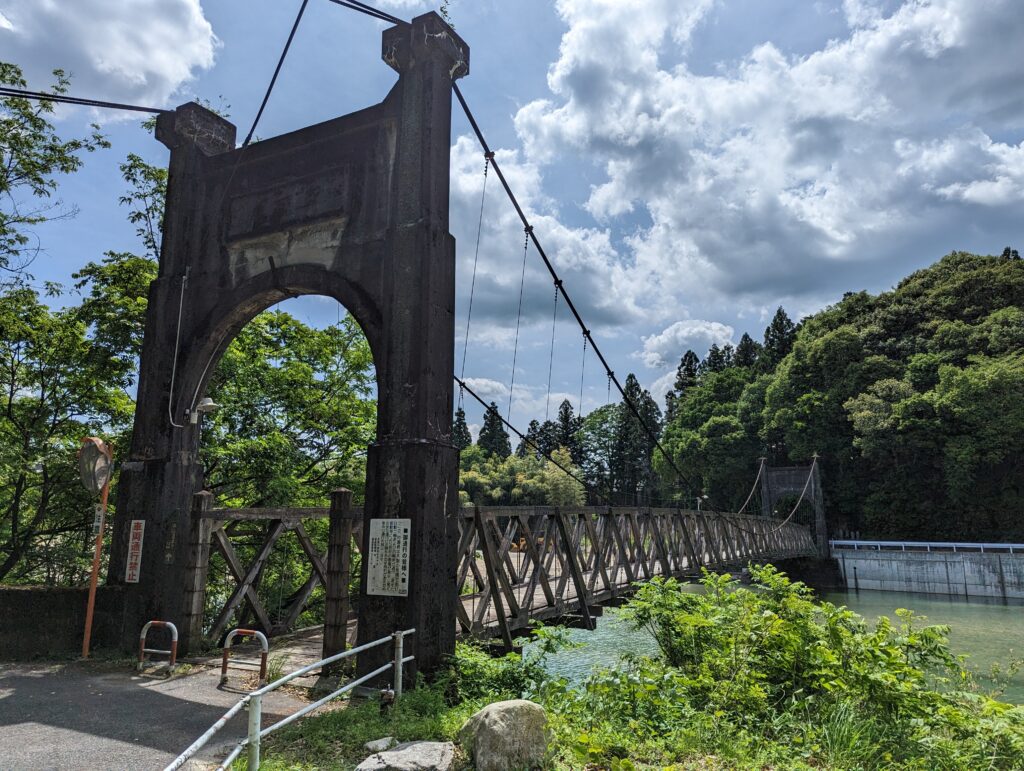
[0,586,127,659]
[833,548,1024,600]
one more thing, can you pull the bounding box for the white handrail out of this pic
[165,628,415,771]
[831,539,1022,554]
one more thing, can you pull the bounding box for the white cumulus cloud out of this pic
[0,0,217,112]
[638,320,735,369]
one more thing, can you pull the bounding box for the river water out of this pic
[535,588,1024,704]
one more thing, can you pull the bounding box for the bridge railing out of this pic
[189,499,817,648]
[831,539,1023,554]
[457,506,817,645]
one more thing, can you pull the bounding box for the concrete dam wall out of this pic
[831,541,1024,600]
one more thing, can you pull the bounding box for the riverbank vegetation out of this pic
[254,567,1024,770]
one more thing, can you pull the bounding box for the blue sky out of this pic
[2,0,1022,437]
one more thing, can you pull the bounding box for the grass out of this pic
[239,682,479,770]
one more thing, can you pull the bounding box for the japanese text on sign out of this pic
[125,520,145,583]
[366,518,410,596]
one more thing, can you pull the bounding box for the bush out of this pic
[537,566,1024,769]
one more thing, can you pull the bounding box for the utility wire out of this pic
[0,87,168,114]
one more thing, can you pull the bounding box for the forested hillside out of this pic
[658,250,1024,539]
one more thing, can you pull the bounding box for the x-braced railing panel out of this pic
[455,506,817,643]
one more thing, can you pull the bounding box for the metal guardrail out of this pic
[830,539,1024,554]
[138,620,178,671]
[165,628,415,771]
[221,628,270,687]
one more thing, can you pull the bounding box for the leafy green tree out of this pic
[578,403,617,502]
[0,63,108,279]
[665,349,700,420]
[542,446,586,506]
[0,285,133,582]
[734,332,761,368]
[555,399,583,464]
[701,343,728,374]
[477,401,511,459]
[761,306,796,369]
[201,311,375,506]
[452,406,472,451]
[459,444,546,506]
[610,374,662,504]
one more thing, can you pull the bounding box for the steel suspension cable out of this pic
[735,457,766,515]
[325,0,402,24]
[459,154,492,392]
[0,86,168,114]
[452,82,699,496]
[243,0,310,147]
[506,227,531,420]
[544,282,559,422]
[578,333,587,416]
[456,375,597,500]
[293,0,808,538]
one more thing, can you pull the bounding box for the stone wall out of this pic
[0,586,127,659]
[833,548,1024,600]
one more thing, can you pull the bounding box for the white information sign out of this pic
[366,518,411,597]
[91,504,105,535]
[125,520,146,583]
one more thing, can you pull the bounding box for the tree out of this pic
[610,374,662,504]
[665,350,701,420]
[578,404,618,502]
[555,399,583,464]
[542,447,586,506]
[452,406,472,451]
[702,344,728,374]
[0,286,133,582]
[762,306,796,368]
[477,402,511,459]
[734,332,761,368]
[459,444,546,506]
[0,63,108,280]
[201,311,376,507]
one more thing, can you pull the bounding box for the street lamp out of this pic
[187,397,220,425]
[697,494,709,511]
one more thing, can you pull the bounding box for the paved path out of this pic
[0,628,330,771]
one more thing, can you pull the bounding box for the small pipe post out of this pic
[247,693,262,770]
[392,631,404,699]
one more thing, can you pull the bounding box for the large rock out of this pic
[355,740,455,771]
[458,699,549,771]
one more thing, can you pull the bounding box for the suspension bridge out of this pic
[1,2,827,673]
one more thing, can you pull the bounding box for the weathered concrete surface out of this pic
[0,586,126,659]
[108,11,469,676]
[355,740,455,771]
[834,548,1024,599]
[0,659,306,770]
